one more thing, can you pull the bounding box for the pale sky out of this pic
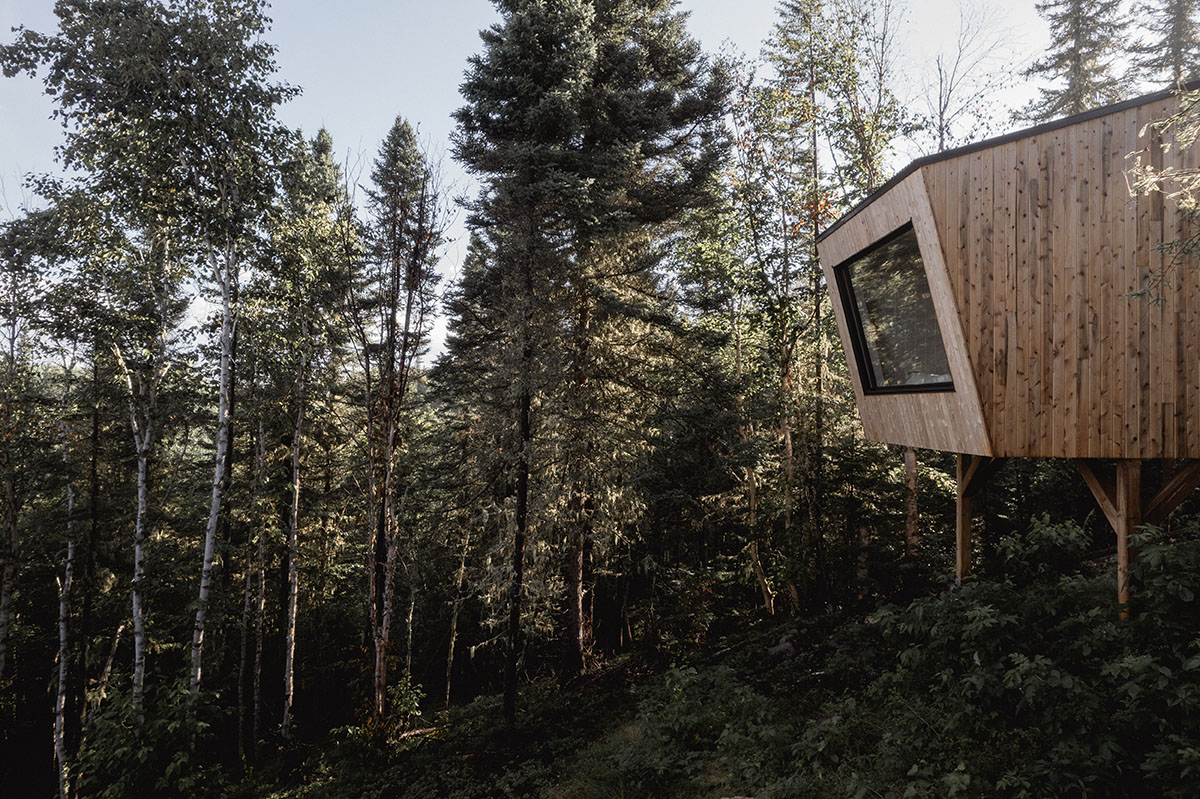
[0,0,1057,346]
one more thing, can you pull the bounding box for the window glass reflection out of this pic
[842,225,952,391]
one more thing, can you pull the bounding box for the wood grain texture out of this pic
[819,171,993,455]
[820,91,1198,458]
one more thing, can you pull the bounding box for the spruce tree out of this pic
[1133,0,1200,86]
[355,116,444,725]
[1023,0,1126,120]
[453,0,728,713]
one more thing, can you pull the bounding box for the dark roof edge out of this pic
[815,80,1200,245]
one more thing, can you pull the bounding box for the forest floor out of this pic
[248,518,1200,799]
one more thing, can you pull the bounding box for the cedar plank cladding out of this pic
[819,171,991,455]
[818,88,1198,459]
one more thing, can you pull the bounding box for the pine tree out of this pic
[354,116,444,725]
[1023,0,1126,120]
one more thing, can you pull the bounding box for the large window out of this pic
[835,222,953,393]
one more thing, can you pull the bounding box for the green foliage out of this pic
[76,679,230,799]
[555,664,791,798]
[1022,0,1127,120]
[798,521,1200,798]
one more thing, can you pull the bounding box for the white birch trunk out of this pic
[131,426,150,724]
[54,538,74,799]
[54,411,78,799]
[190,250,237,704]
[113,345,154,728]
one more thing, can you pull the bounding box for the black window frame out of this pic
[833,221,955,395]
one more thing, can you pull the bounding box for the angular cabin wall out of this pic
[921,95,1198,459]
[819,171,992,455]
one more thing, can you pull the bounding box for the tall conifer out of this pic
[1023,0,1126,119]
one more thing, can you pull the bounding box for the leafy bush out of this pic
[554,664,792,798]
[795,519,1200,797]
[77,679,229,799]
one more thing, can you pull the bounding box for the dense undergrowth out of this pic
[249,516,1200,799]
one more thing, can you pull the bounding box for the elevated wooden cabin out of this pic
[816,86,1200,600]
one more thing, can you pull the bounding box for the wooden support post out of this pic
[955,454,1006,584]
[956,457,972,584]
[1077,459,1144,614]
[1115,460,1141,613]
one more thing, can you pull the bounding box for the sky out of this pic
[0,0,1051,344]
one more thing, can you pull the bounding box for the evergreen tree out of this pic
[1133,0,1200,86]
[1023,0,1127,120]
[453,0,728,712]
[353,116,444,725]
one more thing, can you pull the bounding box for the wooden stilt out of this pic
[955,454,1006,584]
[1115,461,1141,614]
[1077,459,1144,614]
[956,455,972,584]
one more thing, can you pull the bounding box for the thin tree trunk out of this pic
[504,383,530,721]
[564,284,591,677]
[237,529,253,760]
[131,432,150,727]
[238,402,264,761]
[54,392,79,799]
[0,459,15,682]
[98,622,125,705]
[445,528,470,708]
[504,241,534,721]
[904,447,919,557]
[191,251,237,705]
[733,294,774,616]
[0,322,17,684]
[54,536,74,799]
[112,292,165,731]
[281,354,306,739]
[372,430,395,720]
[565,527,585,675]
[252,414,267,755]
[405,586,415,676]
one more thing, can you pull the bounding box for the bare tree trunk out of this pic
[237,530,253,760]
[780,353,801,612]
[54,537,74,799]
[504,241,535,721]
[239,405,264,761]
[54,398,79,799]
[565,526,585,676]
[444,528,470,708]
[371,427,395,720]
[504,383,530,721]
[281,355,306,740]
[252,414,267,755]
[97,622,125,705]
[191,251,237,706]
[904,447,919,557]
[0,461,15,682]
[405,586,415,676]
[733,294,774,616]
[131,429,150,727]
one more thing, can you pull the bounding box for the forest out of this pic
[2,0,1200,797]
